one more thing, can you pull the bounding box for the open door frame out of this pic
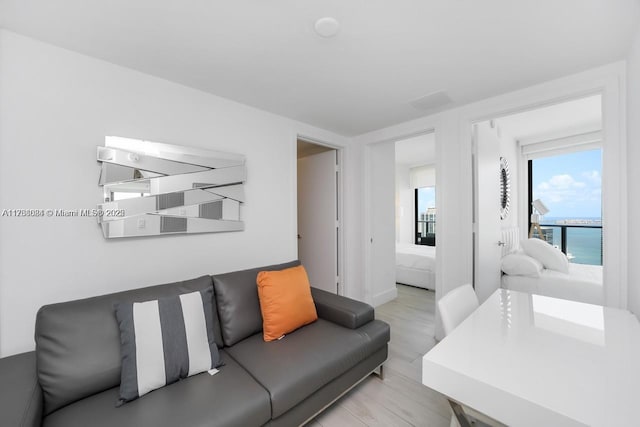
[358,62,625,340]
[461,63,626,309]
[295,135,346,296]
[363,129,439,306]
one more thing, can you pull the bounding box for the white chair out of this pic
[438,284,479,336]
[438,285,502,427]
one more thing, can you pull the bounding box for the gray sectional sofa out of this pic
[0,261,390,427]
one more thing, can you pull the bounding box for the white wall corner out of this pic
[626,23,640,316]
[372,287,398,307]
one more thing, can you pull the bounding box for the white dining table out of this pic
[422,288,640,427]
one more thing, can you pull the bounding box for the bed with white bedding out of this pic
[396,243,435,289]
[502,263,604,306]
[499,228,604,305]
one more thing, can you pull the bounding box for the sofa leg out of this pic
[374,364,385,380]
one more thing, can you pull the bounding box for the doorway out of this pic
[297,139,340,294]
[362,132,441,388]
[365,131,437,306]
[395,133,437,291]
[473,95,604,303]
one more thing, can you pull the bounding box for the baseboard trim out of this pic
[372,287,398,307]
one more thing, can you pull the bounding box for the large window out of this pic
[528,148,602,265]
[415,186,435,245]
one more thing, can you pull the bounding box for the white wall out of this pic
[368,142,398,306]
[627,25,640,317]
[0,30,349,356]
[395,164,413,244]
[342,141,365,302]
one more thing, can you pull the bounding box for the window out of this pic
[528,148,602,265]
[415,186,435,245]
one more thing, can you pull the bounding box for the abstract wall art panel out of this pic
[97,136,246,238]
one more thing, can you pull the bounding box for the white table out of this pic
[422,289,640,427]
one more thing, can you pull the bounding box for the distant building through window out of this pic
[415,186,435,245]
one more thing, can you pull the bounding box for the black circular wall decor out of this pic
[499,157,511,220]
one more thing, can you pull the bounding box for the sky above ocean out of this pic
[532,148,602,219]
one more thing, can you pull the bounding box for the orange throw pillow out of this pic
[256,265,318,341]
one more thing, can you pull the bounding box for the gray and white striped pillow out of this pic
[114,288,221,405]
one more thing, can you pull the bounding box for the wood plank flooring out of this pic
[309,285,451,427]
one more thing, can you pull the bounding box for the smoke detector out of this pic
[314,17,340,38]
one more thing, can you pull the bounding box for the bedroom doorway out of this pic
[395,133,437,292]
[365,131,438,307]
[473,94,604,304]
[297,138,341,295]
[363,131,440,384]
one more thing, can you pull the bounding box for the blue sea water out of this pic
[540,217,602,266]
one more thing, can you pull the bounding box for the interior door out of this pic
[297,149,338,294]
[368,141,396,305]
[473,121,503,302]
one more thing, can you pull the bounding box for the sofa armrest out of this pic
[311,288,374,329]
[0,351,42,427]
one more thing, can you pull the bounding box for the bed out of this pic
[502,263,603,305]
[396,243,435,289]
[499,228,604,306]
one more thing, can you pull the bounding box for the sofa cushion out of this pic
[213,260,300,346]
[36,275,223,416]
[311,287,374,329]
[115,289,222,405]
[226,318,390,418]
[267,347,388,427]
[42,351,270,427]
[257,265,318,341]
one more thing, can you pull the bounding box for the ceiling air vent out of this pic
[409,90,452,111]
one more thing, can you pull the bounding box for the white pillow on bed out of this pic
[501,253,544,277]
[521,238,569,273]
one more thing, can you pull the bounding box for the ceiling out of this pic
[395,133,436,168]
[0,1,638,136]
[496,95,602,143]
[396,96,599,167]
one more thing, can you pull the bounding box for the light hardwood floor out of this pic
[309,284,451,427]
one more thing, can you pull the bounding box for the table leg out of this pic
[449,400,494,427]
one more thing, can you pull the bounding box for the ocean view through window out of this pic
[530,149,602,266]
